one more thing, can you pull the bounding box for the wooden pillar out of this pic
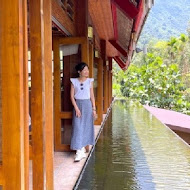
[76,0,88,37]
[0,0,28,189]
[44,0,54,189]
[95,58,103,125]
[76,0,89,67]
[108,57,113,104]
[109,71,112,104]
[108,71,110,105]
[53,38,61,150]
[101,40,109,113]
[23,0,29,189]
[89,43,94,78]
[107,70,110,105]
[110,72,113,103]
[103,65,109,113]
[30,0,53,189]
[81,38,89,65]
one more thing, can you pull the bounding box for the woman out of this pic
[70,62,97,162]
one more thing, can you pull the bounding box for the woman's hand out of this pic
[75,108,81,117]
[93,110,97,120]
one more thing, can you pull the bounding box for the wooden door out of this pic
[53,37,89,151]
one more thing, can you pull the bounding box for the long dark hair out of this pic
[75,62,89,72]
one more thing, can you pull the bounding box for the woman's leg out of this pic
[85,145,89,153]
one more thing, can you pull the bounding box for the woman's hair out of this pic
[75,62,89,72]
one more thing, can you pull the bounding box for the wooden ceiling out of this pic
[89,0,119,57]
[89,0,136,58]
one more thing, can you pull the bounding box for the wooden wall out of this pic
[52,0,76,35]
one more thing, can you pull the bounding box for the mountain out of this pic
[139,0,190,44]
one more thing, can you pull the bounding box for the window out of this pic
[60,0,74,21]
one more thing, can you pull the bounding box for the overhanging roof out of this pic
[89,0,153,70]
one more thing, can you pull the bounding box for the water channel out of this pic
[77,100,190,190]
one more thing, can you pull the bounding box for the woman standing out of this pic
[70,62,97,162]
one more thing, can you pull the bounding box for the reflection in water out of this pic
[77,100,156,189]
[77,100,190,190]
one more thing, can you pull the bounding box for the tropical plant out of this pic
[113,53,190,115]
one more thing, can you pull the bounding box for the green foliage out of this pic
[113,53,190,115]
[139,0,190,45]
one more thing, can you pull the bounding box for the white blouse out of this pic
[70,78,94,99]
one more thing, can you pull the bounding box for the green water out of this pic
[77,100,190,190]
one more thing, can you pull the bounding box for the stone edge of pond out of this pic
[143,104,190,149]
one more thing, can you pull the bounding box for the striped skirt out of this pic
[70,99,95,150]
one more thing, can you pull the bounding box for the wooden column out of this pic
[76,0,89,66]
[95,58,103,125]
[89,43,94,78]
[108,57,113,105]
[110,72,113,103]
[101,40,109,113]
[76,0,88,37]
[0,0,28,189]
[104,65,109,113]
[107,71,110,105]
[23,0,29,189]
[44,0,54,189]
[109,71,112,104]
[53,38,61,150]
[30,0,53,189]
[107,70,110,105]
[81,38,89,64]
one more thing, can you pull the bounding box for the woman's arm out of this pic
[90,82,97,118]
[90,82,96,109]
[70,83,81,117]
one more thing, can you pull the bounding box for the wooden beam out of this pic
[44,0,54,189]
[103,65,109,113]
[112,0,139,19]
[109,71,112,105]
[53,37,62,150]
[75,0,89,64]
[60,112,73,119]
[110,72,113,103]
[59,37,86,45]
[100,40,106,62]
[76,0,88,37]
[108,57,113,104]
[59,36,89,65]
[0,0,27,189]
[95,58,103,125]
[81,38,89,64]
[55,145,71,152]
[111,3,118,39]
[113,56,129,70]
[109,40,128,57]
[100,40,109,113]
[23,0,29,188]
[89,43,94,78]
[30,0,53,189]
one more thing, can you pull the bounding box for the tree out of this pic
[113,53,190,115]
